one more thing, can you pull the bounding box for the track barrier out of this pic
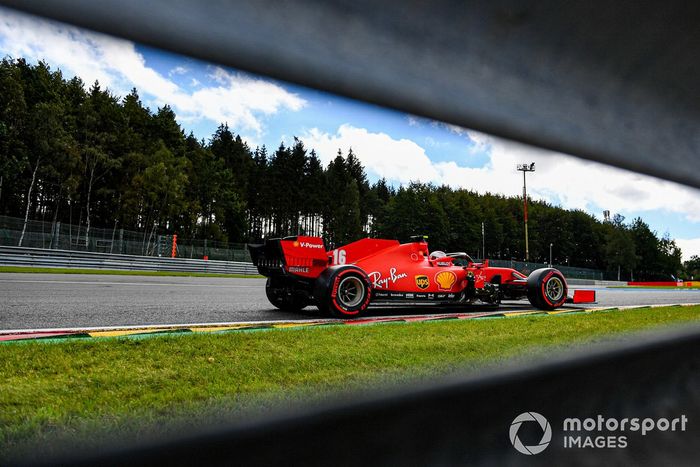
[0,246,258,275]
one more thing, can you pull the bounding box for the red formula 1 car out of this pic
[249,236,595,318]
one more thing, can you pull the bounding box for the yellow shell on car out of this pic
[435,270,457,290]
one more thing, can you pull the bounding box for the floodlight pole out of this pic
[549,242,553,267]
[517,163,536,261]
[481,221,485,260]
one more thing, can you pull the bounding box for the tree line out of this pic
[0,58,692,279]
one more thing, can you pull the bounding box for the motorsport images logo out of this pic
[509,412,689,454]
[509,412,552,455]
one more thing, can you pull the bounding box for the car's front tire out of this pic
[527,268,567,310]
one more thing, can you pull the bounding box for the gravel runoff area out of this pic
[2,273,700,330]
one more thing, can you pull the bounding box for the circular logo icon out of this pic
[509,412,552,455]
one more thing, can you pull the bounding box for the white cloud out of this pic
[424,136,449,148]
[169,65,188,76]
[462,134,700,225]
[176,68,305,134]
[406,115,420,127]
[676,239,700,262]
[441,122,468,136]
[208,66,230,84]
[0,8,306,135]
[303,124,700,231]
[302,125,440,183]
[463,129,492,151]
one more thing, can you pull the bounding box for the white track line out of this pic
[0,318,337,335]
[0,310,518,335]
[3,303,699,336]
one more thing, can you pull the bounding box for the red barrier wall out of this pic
[572,289,596,303]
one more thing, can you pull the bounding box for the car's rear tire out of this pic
[527,268,567,310]
[314,266,372,318]
[265,277,308,311]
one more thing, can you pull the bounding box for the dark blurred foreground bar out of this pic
[3,1,700,464]
[2,0,700,188]
[22,324,700,466]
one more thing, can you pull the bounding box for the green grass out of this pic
[2,305,700,459]
[0,266,262,278]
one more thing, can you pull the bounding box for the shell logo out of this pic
[293,241,300,247]
[434,271,457,290]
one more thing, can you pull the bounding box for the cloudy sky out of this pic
[2,7,700,260]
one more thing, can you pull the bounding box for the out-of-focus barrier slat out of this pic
[2,1,700,465]
[1,1,699,189]
[0,246,259,275]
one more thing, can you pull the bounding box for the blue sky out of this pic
[140,45,490,167]
[2,6,700,259]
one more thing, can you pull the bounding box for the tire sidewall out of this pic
[527,268,567,310]
[315,266,372,318]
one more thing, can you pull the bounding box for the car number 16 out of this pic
[333,249,346,265]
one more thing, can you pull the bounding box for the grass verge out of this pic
[0,266,262,278]
[2,305,700,459]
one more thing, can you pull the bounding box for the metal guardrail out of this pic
[0,216,252,262]
[0,246,259,275]
[485,259,604,281]
[1,246,621,284]
[566,278,625,286]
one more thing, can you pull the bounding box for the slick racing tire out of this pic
[265,277,308,312]
[527,268,568,310]
[314,265,372,318]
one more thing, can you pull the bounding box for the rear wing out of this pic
[248,236,329,279]
[248,239,286,276]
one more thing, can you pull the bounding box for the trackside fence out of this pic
[0,246,259,275]
[0,215,251,262]
[479,258,604,280]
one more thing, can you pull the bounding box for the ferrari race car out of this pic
[248,236,595,318]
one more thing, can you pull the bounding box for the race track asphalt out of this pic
[2,273,700,330]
